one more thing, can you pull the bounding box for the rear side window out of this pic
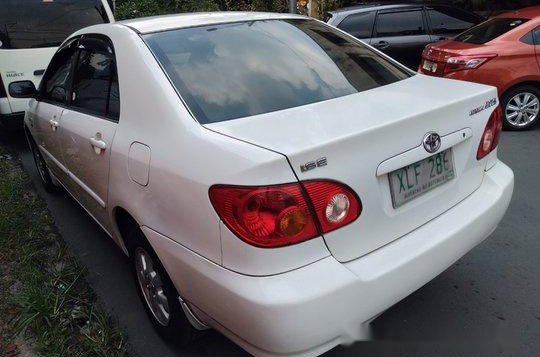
[534,27,540,44]
[427,6,481,35]
[144,19,410,124]
[40,47,78,105]
[71,38,119,120]
[338,11,375,38]
[455,18,529,44]
[376,10,425,37]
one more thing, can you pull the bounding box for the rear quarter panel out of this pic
[98,25,329,274]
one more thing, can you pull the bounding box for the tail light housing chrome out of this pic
[209,180,361,248]
[477,106,503,160]
[444,54,497,75]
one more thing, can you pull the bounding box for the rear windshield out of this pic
[144,19,411,124]
[0,0,109,50]
[455,18,529,44]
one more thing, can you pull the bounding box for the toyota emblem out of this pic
[423,132,441,154]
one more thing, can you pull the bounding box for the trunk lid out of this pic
[0,47,57,114]
[421,40,490,76]
[206,75,498,262]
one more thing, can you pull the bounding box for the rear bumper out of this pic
[144,161,514,357]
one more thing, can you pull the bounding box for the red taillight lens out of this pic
[477,106,503,160]
[209,180,361,248]
[444,54,497,75]
[303,181,361,234]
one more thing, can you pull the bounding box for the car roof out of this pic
[119,11,305,34]
[496,6,540,20]
[328,3,422,15]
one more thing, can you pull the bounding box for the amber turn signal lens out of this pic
[278,207,308,236]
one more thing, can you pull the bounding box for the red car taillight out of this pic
[209,180,361,248]
[444,54,497,75]
[477,106,503,160]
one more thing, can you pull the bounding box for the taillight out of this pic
[477,106,503,160]
[302,181,361,234]
[444,54,497,75]
[209,180,361,248]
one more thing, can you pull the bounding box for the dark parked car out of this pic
[327,3,484,69]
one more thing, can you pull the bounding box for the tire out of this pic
[128,226,196,346]
[501,85,540,131]
[28,136,59,193]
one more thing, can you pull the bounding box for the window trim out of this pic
[37,33,120,123]
[373,7,428,38]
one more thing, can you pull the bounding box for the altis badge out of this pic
[470,98,497,117]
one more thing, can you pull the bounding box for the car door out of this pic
[426,5,483,41]
[57,35,120,231]
[28,39,79,182]
[370,8,432,69]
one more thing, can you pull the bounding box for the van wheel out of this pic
[28,138,59,193]
[129,227,195,346]
[502,85,540,131]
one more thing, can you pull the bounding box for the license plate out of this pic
[422,59,438,73]
[389,149,455,208]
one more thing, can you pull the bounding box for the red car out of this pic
[419,6,540,130]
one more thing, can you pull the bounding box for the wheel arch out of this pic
[112,206,142,257]
[500,80,540,99]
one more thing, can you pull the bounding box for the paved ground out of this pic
[1,124,538,357]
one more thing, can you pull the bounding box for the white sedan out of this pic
[13,12,513,357]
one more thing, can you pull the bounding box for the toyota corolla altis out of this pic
[13,12,513,357]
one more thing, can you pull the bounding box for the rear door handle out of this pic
[374,41,390,50]
[49,119,59,132]
[89,134,107,154]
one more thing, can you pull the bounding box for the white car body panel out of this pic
[145,161,513,357]
[207,74,498,262]
[23,14,514,357]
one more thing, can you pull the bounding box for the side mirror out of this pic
[8,80,38,99]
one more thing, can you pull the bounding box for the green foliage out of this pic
[116,0,290,20]
[116,0,220,20]
[0,147,125,356]
[317,0,343,16]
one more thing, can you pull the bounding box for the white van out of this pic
[0,0,114,129]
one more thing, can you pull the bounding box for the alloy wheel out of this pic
[135,247,171,326]
[505,92,539,128]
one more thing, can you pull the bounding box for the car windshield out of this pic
[144,19,411,124]
[455,18,529,44]
[0,0,109,50]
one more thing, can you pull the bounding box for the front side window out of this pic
[144,19,410,124]
[71,46,119,120]
[455,18,529,44]
[338,12,376,39]
[40,47,78,105]
[0,0,109,50]
[428,6,481,35]
[376,10,425,37]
